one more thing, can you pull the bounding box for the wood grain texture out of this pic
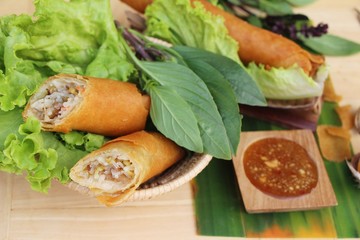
[0,173,12,240]
[233,130,337,213]
[1,173,199,240]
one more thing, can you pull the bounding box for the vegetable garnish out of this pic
[145,0,241,63]
[0,116,105,192]
[120,28,263,159]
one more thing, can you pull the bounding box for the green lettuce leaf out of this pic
[247,63,329,100]
[0,0,134,111]
[0,117,105,192]
[0,108,24,151]
[145,0,240,63]
[59,131,106,152]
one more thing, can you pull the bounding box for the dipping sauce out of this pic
[243,138,318,197]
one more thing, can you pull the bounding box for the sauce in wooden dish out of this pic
[243,138,318,197]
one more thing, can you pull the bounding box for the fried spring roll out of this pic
[23,74,150,137]
[190,0,324,77]
[69,131,186,206]
[121,0,152,13]
[121,0,324,76]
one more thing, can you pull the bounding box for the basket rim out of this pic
[128,153,212,201]
[266,96,321,111]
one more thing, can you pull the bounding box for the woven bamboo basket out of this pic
[267,96,322,113]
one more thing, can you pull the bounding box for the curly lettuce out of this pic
[145,0,240,63]
[247,63,329,100]
[0,117,105,192]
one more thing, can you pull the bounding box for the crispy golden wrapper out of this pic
[121,0,153,13]
[23,74,150,137]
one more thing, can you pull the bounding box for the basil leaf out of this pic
[148,84,203,153]
[185,59,242,155]
[259,0,293,15]
[247,15,263,28]
[285,0,316,6]
[172,46,267,106]
[141,61,232,159]
[300,34,360,56]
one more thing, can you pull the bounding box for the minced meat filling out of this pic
[31,80,85,122]
[84,153,136,184]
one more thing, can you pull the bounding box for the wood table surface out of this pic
[0,0,359,239]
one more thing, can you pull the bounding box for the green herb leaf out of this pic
[300,34,360,56]
[148,84,203,153]
[172,46,267,106]
[259,0,293,16]
[141,61,232,159]
[285,0,316,6]
[185,59,242,155]
[246,15,263,28]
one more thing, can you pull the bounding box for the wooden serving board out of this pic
[233,129,337,213]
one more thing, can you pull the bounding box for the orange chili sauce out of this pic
[243,138,318,197]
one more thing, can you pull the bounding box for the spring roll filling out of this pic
[29,78,86,123]
[72,150,138,193]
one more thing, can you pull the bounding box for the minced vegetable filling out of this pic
[31,80,85,122]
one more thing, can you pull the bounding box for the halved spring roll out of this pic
[69,130,186,206]
[23,74,150,137]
